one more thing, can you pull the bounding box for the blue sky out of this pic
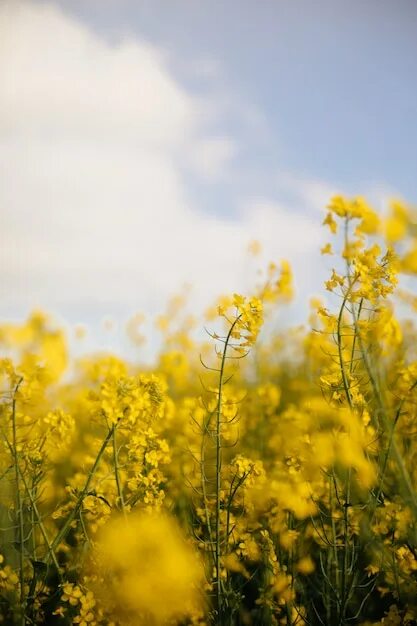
[1,1,416,358]
[52,0,417,200]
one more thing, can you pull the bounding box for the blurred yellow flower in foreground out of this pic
[92,512,204,625]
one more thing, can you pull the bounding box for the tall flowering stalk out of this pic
[196,294,263,623]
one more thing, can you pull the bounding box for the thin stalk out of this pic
[329,473,340,593]
[18,458,61,576]
[343,211,417,514]
[215,316,240,620]
[353,311,417,518]
[337,228,354,623]
[287,511,295,626]
[112,427,126,516]
[369,380,417,525]
[30,490,37,560]
[336,292,354,411]
[11,378,25,625]
[339,468,352,625]
[200,426,216,567]
[0,423,62,583]
[349,299,363,376]
[49,424,115,558]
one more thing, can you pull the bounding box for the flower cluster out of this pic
[1,195,417,625]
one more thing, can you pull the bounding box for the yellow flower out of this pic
[320,243,333,255]
[323,212,338,233]
[92,512,204,624]
[296,556,315,575]
[248,239,262,256]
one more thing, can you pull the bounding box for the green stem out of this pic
[336,292,354,411]
[353,314,417,519]
[339,468,352,625]
[11,379,25,625]
[49,425,115,559]
[369,380,417,525]
[200,427,216,568]
[112,427,126,516]
[349,299,363,376]
[0,422,63,622]
[215,316,240,621]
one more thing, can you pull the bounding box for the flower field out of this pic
[2,196,417,625]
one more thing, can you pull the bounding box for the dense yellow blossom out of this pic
[91,513,204,624]
[2,194,417,625]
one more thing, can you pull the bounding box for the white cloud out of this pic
[188,136,238,181]
[0,1,194,147]
[0,1,329,355]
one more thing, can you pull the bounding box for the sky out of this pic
[1,0,416,358]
